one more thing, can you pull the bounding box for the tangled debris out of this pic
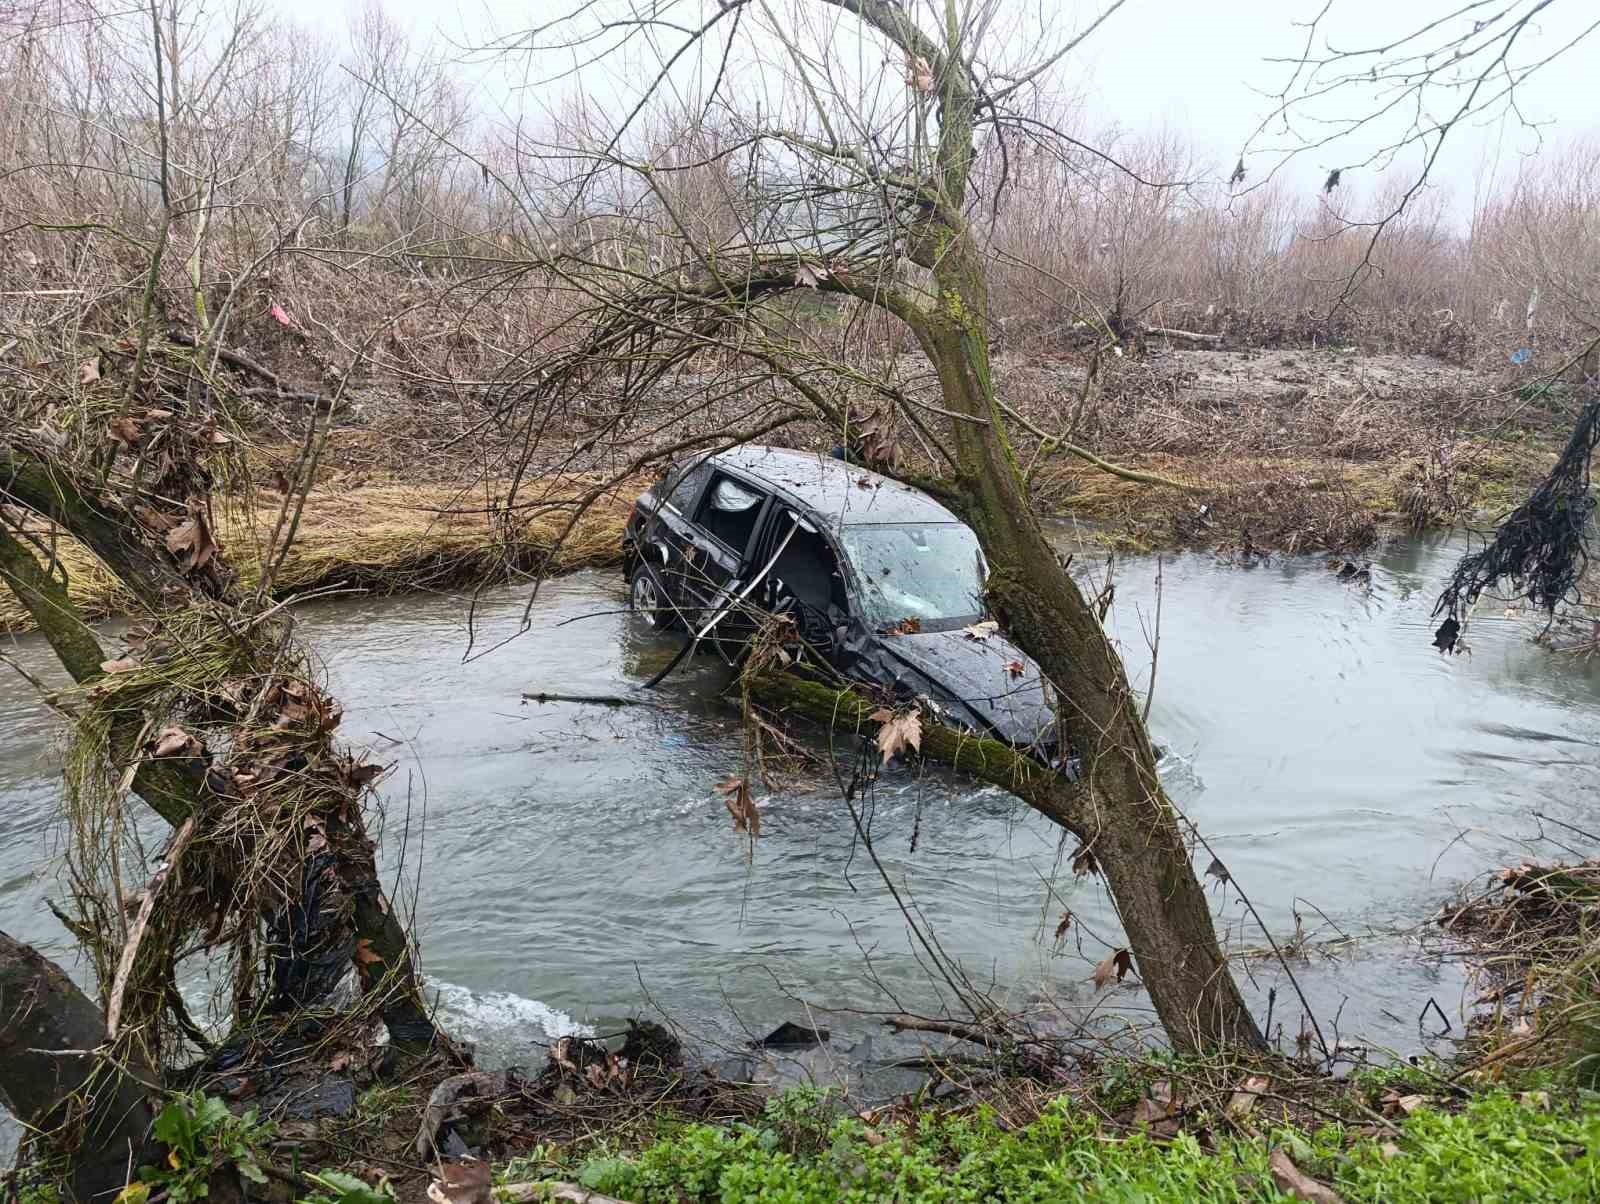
[1433,399,1600,646]
[1441,856,1600,1077]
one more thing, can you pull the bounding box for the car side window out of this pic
[662,460,712,512]
[696,473,767,561]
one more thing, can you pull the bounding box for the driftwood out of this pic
[1140,324,1225,344]
[498,1183,636,1204]
[884,1013,1002,1046]
[166,330,339,411]
[415,1069,519,1159]
[0,931,154,1203]
[520,691,659,708]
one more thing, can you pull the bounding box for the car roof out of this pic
[706,445,962,527]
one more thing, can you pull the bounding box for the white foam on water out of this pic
[426,978,593,1043]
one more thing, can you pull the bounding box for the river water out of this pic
[4,533,1599,1141]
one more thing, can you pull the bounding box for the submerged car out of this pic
[622,445,1063,759]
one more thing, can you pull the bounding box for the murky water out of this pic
[4,533,1599,1143]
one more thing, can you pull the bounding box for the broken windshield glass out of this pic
[838,523,985,629]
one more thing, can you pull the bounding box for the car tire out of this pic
[629,562,678,629]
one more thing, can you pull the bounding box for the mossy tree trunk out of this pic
[814,0,1263,1052]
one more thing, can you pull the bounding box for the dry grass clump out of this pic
[0,479,636,632]
[1443,859,1600,1084]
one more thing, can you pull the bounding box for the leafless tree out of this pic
[486,0,1267,1054]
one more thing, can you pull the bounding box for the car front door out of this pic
[682,470,772,649]
[639,457,716,626]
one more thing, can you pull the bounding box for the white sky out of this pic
[270,0,1599,204]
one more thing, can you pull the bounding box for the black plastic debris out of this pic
[1433,616,1462,655]
[757,1020,831,1049]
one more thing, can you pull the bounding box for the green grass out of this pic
[510,1084,1600,1204]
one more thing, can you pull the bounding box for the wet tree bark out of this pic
[1,931,153,1204]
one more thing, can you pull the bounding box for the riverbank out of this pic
[470,1072,1597,1203]
[174,1032,1600,1204]
[0,438,1550,634]
[2,331,1562,633]
[0,476,637,633]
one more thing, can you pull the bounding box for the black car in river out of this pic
[622,445,1062,759]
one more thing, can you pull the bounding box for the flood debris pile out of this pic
[1,339,457,1200]
[1442,856,1600,1081]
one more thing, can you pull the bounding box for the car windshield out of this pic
[838,523,985,629]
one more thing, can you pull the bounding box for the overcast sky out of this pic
[272,0,1598,204]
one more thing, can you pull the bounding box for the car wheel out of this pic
[629,564,675,629]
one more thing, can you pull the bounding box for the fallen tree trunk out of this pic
[0,931,153,1204]
[1140,324,1225,344]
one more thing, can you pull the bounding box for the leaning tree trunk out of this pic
[888,0,1264,1051]
[1,931,153,1204]
[922,253,1264,1052]
[807,0,1262,1051]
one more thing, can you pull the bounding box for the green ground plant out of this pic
[523,1083,1600,1204]
[120,1092,273,1204]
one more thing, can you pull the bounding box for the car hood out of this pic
[870,628,1057,750]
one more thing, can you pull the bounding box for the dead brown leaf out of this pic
[962,620,999,641]
[1132,1079,1178,1126]
[906,54,935,93]
[717,774,760,837]
[428,1159,490,1204]
[868,706,922,765]
[1090,947,1133,990]
[1268,1148,1344,1204]
[1053,911,1072,941]
[347,761,386,788]
[108,415,141,445]
[1381,1089,1427,1116]
[354,939,381,966]
[1226,1074,1271,1121]
[135,504,181,532]
[79,357,101,384]
[165,513,218,571]
[854,408,898,469]
[150,727,201,759]
[99,658,138,674]
[1071,842,1099,877]
[1004,658,1025,678]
